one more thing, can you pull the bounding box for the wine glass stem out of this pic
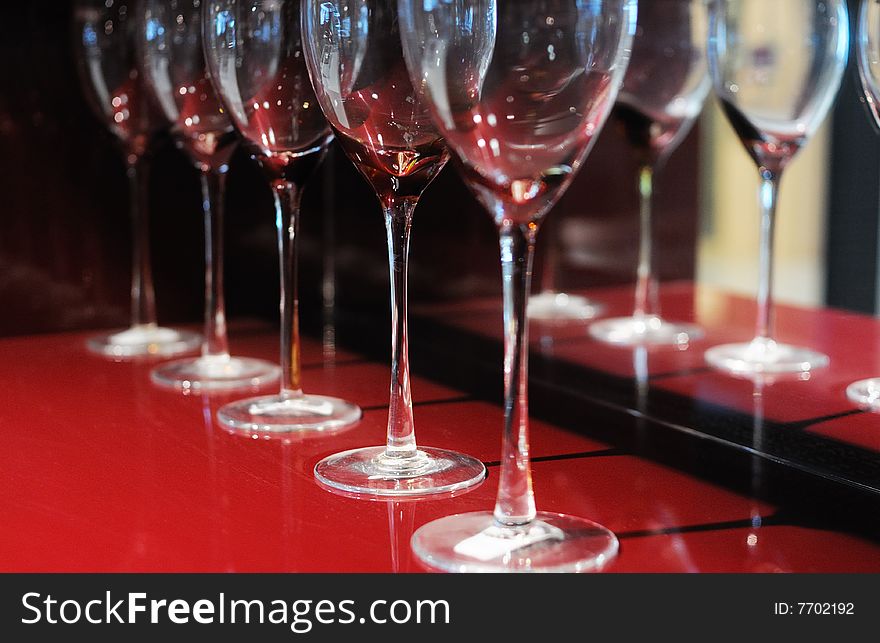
[127,154,158,329]
[494,222,538,527]
[383,197,417,459]
[755,170,780,343]
[199,169,231,361]
[633,164,659,320]
[273,179,304,399]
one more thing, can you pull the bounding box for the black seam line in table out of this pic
[357,394,477,413]
[482,447,628,468]
[783,408,866,431]
[616,511,786,540]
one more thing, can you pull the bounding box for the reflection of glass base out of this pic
[589,315,702,347]
[150,354,280,393]
[527,292,603,323]
[705,337,829,375]
[86,325,201,359]
[314,446,486,498]
[846,378,880,410]
[218,393,362,433]
[411,511,618,573]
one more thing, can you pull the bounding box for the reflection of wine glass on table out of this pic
[141,0,279,392]
[74,0,201,359]
[400,0,636,572]
[302,0,485,496]
[704,0,848,375]
[386,501,416,572]
[527,217,604,323]
[848,0,880,410]
[589,0,709,348]
[203,0,361,432]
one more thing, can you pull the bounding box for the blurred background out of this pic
[0,0,875,340]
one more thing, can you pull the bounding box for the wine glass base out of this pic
[411,511,618,573]
[86,325,201,359]
[218,393,362,433]
[314,446,486,498]
[527,292,604,323]
[150,355,280,393]
[589,315,703,347]
[846,378,880,410]
[705,341,829,375]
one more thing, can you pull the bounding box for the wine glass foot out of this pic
[527,291,604,323]
[411,511,618,573]
[314,446,486,498]
[705,339,829,375]
[218,393,361,433]
[589,315,703,347]
[150,355,280,393]
[86,325,201,359]
[846,378,880,410]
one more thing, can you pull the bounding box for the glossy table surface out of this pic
[2,289,880,572]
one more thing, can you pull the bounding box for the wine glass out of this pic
[589,0,710,347]
[400,0,637,572]
[302,0,486,497]
[704,0,848,375]
[141,0,280,391]
[74,0,202,359]
[203,0,361,431]
[848,0,880,410]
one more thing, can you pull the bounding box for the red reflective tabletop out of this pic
[1,313,879,572]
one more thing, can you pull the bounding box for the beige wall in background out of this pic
[697,98,831,307]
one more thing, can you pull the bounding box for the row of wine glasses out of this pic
[72,0,868,573]
[75,0,637,573]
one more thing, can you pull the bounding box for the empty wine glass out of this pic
[704,0,848,375]
[74,0,201,359]
[589,0,710,347]
[302,0,486,496]
[203,0,361,431]
[400,0,636,572]
[141,0,280,391]
[848,0,880,410]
